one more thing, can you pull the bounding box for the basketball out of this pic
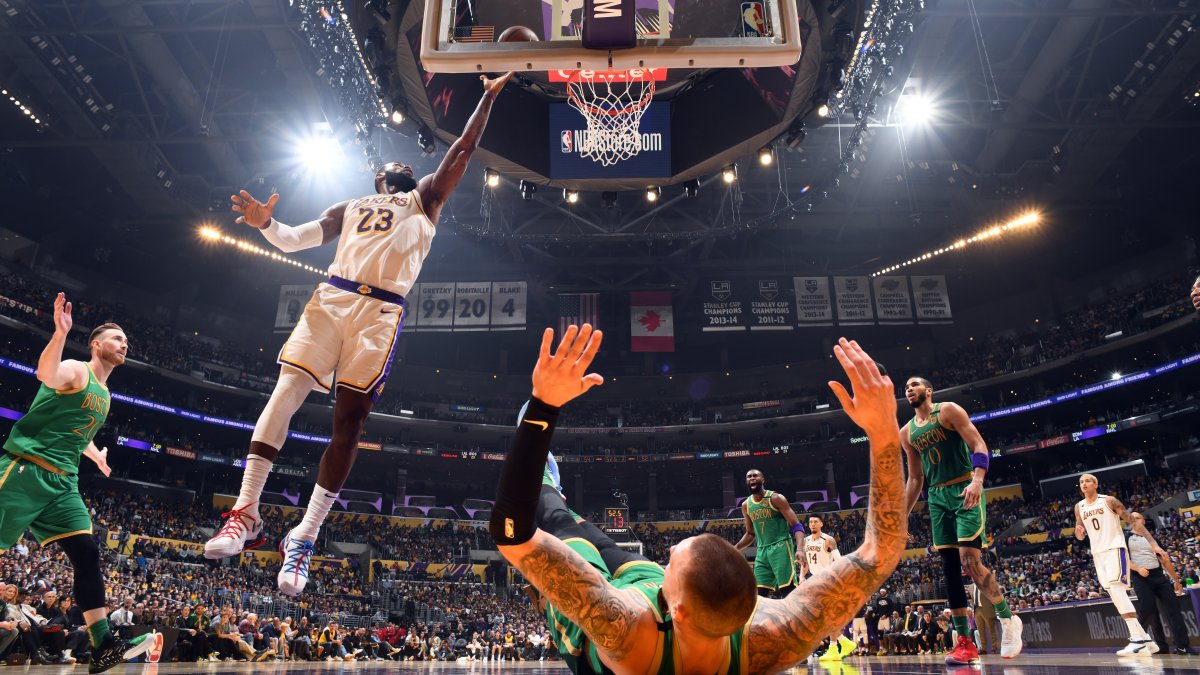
[498,25,539,42]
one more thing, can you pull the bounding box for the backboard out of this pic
[420,0,802,73]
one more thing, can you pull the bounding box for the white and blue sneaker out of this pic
[277,528,316,596]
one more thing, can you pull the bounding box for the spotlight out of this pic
[816,101,831,118]
[757,146,774,166]
[417,127,435,155]
[484,168,500,188]
[519,180,536,200]
[297,136,341,168]
[563,188,580,204]
[682,178,700,198]
[722,165,738,183]
[390,108,405,125]
[199,225,221,241]
[897,95,935,125]
[645,186,661,202]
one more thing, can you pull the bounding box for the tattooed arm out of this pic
[747,339,907,674]
[498,530,655,669]
[1108,496,1166,556]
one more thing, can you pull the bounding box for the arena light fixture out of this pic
[816,102,831,118]
[563,188,580,204]
[390,108,405,125]
[757,146,774,166]
[645,186,661,202]
[897,94,936,126]
[198,225,325,277]
[722,165,738,184]
[297,135,342,169]
[871,210,1041,276]
[484,168,500,188]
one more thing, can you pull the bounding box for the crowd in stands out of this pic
[2,266,1195,431]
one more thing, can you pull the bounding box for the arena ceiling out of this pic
[0,0,1197,293]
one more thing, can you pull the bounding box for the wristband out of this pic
[970,452,990,472]
[790,522,805,534]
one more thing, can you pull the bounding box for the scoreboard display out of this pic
[604,507,629,531]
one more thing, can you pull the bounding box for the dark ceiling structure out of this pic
[0,0,1197,296]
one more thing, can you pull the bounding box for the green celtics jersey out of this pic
[906,403,971,486]
[747,490,790,548]
[3,363,110,474]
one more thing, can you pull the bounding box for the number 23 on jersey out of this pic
[355,206,395,233]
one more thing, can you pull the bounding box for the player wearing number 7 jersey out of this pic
[205,72,514,597]
[1,294,162,673]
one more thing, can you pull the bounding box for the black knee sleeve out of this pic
[57,534,105,612]
[490,399,560,546]
[939,549,969,610]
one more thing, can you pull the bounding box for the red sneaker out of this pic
[945,636,980,665]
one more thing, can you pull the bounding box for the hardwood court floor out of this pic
[22,654,1200,674]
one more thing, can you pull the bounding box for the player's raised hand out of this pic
[52,292,73,336]
[531,324,604,407]
[231,190,279,229]
[828,337,898,440]
[91,446,112,477]
[481,71,514,96]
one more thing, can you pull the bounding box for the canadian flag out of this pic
[630,291,675,352]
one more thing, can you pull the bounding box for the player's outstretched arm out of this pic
[747,339,906,673]
[36,293,86,391]
[232,190,348,251]
[499,529,648,661]
[899,433,924,515]
[1109,496,1165,556]
[418,72,514,223]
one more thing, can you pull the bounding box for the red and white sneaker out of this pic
[945,636,980,665]
[277,528,316,597]
[203,503,265,559]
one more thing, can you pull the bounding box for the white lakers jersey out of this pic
[804,532,839,573]
[327,191,435,296]
[1077,494,1126,554]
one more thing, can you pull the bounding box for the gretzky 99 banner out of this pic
[404,282,527,332]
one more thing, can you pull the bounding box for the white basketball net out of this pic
[566,69,656,166]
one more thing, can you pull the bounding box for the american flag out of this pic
[558,293,600,334]
[454,25,495,43]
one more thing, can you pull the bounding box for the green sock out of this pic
[994,598,1013,619]
[87,619,111,649]
[952,615,971,639]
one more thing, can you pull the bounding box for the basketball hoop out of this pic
[565,69,656,166]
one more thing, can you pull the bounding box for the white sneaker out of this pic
[1117,640,1158,656]
[1000,614,1024,659]
[277,528,316,596]
[204,503,265,559]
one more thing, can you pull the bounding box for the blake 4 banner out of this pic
[832,277,874,325]
[274,285,317,331]
[405,282,527,332]
[872,276,914,324]
[911,275,953,324]
[792,277,833,327]
[630,291,675,352]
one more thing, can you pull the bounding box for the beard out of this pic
[748,484,764,495]
[380,170,418,194]
[909,392,926,408]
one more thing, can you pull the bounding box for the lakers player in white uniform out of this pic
[203,71,514,596]
[1074,473,1166,656]
[804,516,858,661]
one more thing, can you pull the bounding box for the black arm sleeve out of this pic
[489,397,561,545]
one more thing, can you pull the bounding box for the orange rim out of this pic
[565,70,656,117]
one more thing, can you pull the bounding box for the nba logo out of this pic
[561,130,573,153]
[741,2,765,37]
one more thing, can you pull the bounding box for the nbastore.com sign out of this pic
[549,101,671,179]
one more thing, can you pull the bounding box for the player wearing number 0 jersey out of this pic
[204,72,515,598]
[1074,473,1166,656]
[802,516,857,662]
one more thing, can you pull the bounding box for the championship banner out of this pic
[871,276,914,325]
[452,282,492,331]
[911,275,953,324]
[630,291,675,352]
[274,284,317,331]
[700,280,747,331]
[489,282,527,330]
[793,277,834,326]
[412,282,456,331]
[747,279,793,331]
[833,276,874,325]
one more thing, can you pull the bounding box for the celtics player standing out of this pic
[734,469,805,597]
[0,293,159,673]
[900,377,1022,664]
